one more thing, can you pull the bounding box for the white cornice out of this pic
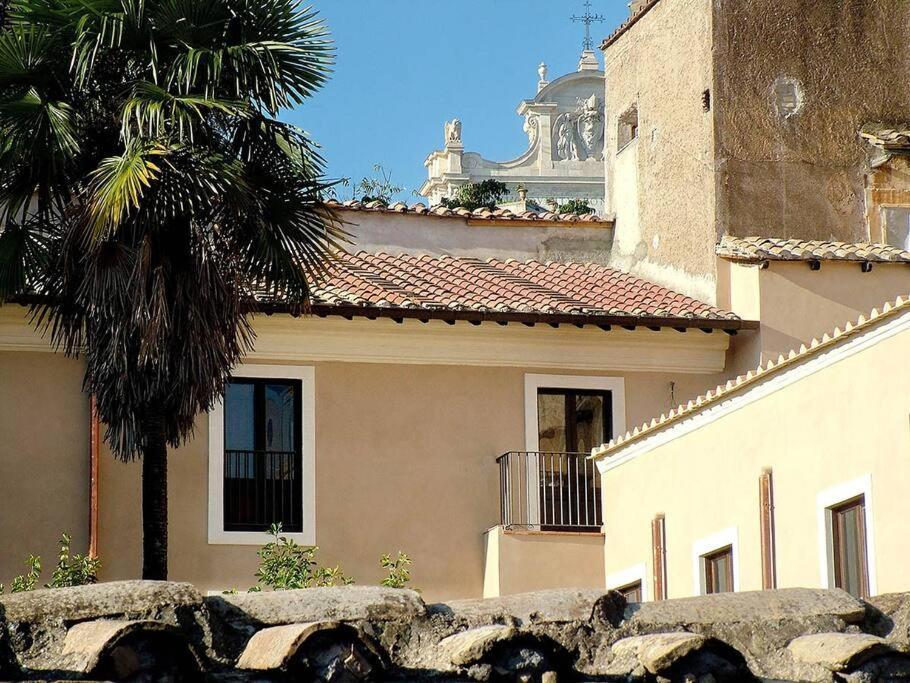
[249,316,729,372]
[0,306,731,373]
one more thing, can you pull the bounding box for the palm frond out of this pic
[83,141,170,237]
[0,216,55,301]
[122,81,251,142]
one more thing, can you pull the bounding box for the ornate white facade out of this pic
[420,52,606,214]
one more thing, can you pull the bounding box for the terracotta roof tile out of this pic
[860,124,910,152]
[323,199,611,226]
[716,236,910,264]
[300,252,741,325]
[592,293,910,460]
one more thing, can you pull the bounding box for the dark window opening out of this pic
[618,106,639,151]
[702,89,711,112]
[703,546,734,594]
[618,581,643,603]
[223,378,302,533]
[537,389,613,453]
[831,496,869,599]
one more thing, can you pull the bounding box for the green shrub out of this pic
[557,199,595,215]
[439,180,509,211]
[380,551,412,589]
[253,524,353,591]
[0,533,98,594]
[50,533,101,588]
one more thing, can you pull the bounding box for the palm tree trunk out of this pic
[141,410,168,580]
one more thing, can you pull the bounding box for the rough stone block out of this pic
[236,622,340,670]
[209,586,425,626]
[610,632,707,674]
[438,625,518,668]
[0,581,202,624]
[787,632,891,672]
[629,588,866,629]
[440,588,621,626]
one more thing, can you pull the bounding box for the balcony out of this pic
[496,451,603,533]
[223,450,302,533]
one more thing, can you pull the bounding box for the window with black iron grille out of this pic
[223,378,302,533]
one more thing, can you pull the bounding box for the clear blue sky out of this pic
[284,1,629,203]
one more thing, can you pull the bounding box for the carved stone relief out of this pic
[553,94,605,162]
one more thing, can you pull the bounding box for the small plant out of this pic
[254,523,353,591]
[335,164,406,204]
[557,198,595,215]
[9,555,41,593]
[380,551,412,589]
[439,180,509,211]
[0,534,99,594]
[49,533,101,588]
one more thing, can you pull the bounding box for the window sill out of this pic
[208,529,315,546]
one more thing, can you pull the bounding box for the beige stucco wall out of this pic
[713,0,910,242]
[342,211,615,265]
[717,259,910,367]
[0,352,90,584]
[600,314,910,599]
[0,303,740,600]
[604,0,717,303]
[97,359,734,601]
[483,528,605,598]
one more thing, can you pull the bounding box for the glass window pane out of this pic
[884,207,910,250]
[264,384,296,452]
[575,393,606,453]
[225,383,255,451]
[538,393,567,452]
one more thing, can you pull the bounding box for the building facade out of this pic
[602,0,910,303]
[0,242,752,600]
[594,292,910,601]
[420,54,606,215]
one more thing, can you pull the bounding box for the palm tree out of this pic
[0,0,344,579]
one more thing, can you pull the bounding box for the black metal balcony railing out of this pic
[223,450,302,533]
[497,451,603,532]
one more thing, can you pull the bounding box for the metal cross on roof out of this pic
[571,1,607,52]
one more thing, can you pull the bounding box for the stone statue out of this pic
[445,119,462,145]
[523,114,539,147]
[555,117,577,161]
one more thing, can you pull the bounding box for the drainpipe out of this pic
[89,395,100,558]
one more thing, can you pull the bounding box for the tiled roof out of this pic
[592,294,910,460]
[285,252,748,329]
[716,236,910,264]
[859,125,910,151]
[601,0,662,50]
[324,199,610,225]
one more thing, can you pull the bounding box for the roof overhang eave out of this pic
[255,302,758,334]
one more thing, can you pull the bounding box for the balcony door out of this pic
[535,389,611,531]
[223,378,302,533]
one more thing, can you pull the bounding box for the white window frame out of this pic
[606,563,649,602]
[816,474,877,596]
[523,374,626,529]
[692,526,740,596]
[207,364,316,546]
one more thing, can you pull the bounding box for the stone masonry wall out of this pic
[2,582,910,681]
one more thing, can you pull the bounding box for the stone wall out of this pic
[2,581,910,681]
[713,0,910,244]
